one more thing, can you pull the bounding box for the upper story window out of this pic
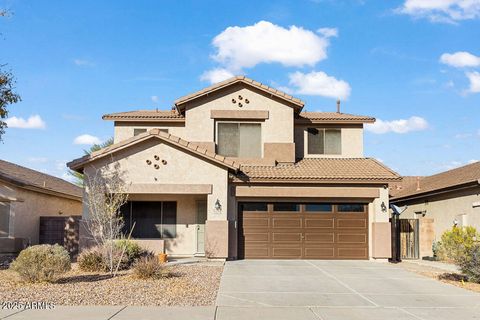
[307,128,341,155]
[217,122,261,158]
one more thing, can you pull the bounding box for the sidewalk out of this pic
[1,306,216,320]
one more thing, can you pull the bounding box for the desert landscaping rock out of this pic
[0,264,223,306]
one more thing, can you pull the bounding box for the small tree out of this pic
[84,163,129,275]
[69,137,114,186]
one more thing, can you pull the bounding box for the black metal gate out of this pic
[39,216,81,257]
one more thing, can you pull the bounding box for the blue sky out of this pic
[0,0,479,180]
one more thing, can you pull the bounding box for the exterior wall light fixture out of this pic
[381,201,387,212]
[215,199,221,211]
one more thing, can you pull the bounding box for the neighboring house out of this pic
[0,159,83,253]
[391,161,480,256]
[68,76,400,260]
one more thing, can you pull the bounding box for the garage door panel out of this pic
[243,217,269,228]
[305,232,334,243]
[272,247,302,258]
[337,247,368,259]
[337,233,367,244]
[273,232,302,242]
[244,246,270,258]
[272,218,302,228]
[336,218,367,229]
[304,218,334,228]
[244,232,269,242]
[304,247,335,259]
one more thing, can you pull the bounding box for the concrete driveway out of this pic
[216,260,480,320]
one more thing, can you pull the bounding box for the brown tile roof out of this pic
[235,158,401,183]
[102,110,185,122]
[297,112,376,124]
[391,161,480,201]
[388,176,420,197]
[67,129,240,172]
[174,76,305,110]
[0,159,82,200]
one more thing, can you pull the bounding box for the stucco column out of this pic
[370,186,392,259]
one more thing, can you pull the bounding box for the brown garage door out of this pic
[238,202,369,259]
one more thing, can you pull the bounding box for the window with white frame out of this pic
[0,202,10,238]
[217,122,261,158]
[307,128,341,155]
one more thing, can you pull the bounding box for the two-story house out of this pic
[68,76,400,260]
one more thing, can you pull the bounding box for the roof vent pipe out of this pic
[416,176,421,191]
[336,99,341,113]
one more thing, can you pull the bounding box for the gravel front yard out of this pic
[399,261,480,293]
[0,263,223,306]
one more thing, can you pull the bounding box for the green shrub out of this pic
[10,244,71,283]
[132,256,171,279]
[77,247,105,272]
[457,243,480,283]
[78,241,152,272]
[436,226,479,262]
[114,240,153,267]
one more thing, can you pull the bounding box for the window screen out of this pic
[217,123,239,157]
[307,128,341,155]
[325,130,341,154]
[217,123,261,157]
[121,201,177,238]
[0,202,10,238]
[307,128,324,154]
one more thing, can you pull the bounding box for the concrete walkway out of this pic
[1,260,479,320]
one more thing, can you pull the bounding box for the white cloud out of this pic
[365,116,429,134]
[468,159,479,164]
[397,0,480,23]
[288,71,351,100]
[200,68,235,84]
[440,51,480,68]
[28,157,48,163]
[466,71,480,93]
[151,95,159,103]
[317,27,338,38]
[211,21,331,71]
[6,115,46,129]
[73,134,101,145]
[73,59,94,66]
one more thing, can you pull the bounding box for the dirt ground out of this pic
[399,261,480,293]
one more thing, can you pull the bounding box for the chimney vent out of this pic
[336,99,341,113]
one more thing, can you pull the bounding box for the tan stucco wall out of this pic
[0,182,82,245]
[114,121,186,143]
[395,187,480,242]
[368,186,390,259]
[82,138,230,256]
[184,84,294,154]
[294,125,364,159]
